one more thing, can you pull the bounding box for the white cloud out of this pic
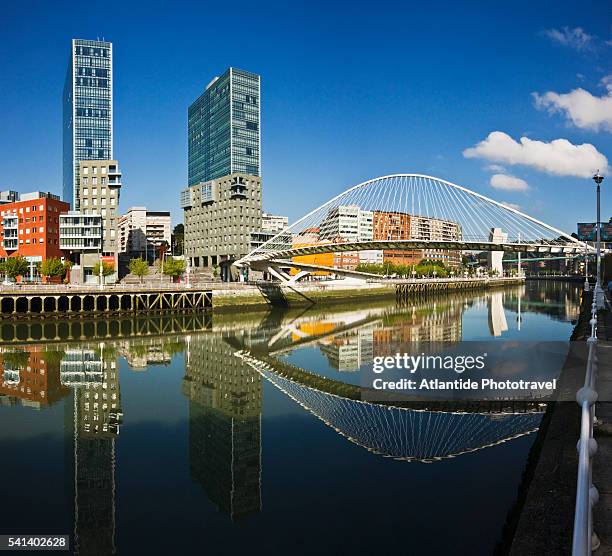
[501,202,521,211]
[544,27,594,51]
[486,164,506,173]
[463,131,609,177]
[533,81,612,132]
[490,174,529,191]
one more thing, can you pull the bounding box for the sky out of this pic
[0,0,611,234]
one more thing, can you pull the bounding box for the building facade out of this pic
[188,68,260,185]
[63,39,113,210]
[117,207,171,261]
[78,160,122,255]
[319,205,373,243]
[181,174,262,271]
[261,212,288,234]
[59,212,104,283]
[0,193,69,280]
[372,211,462,268]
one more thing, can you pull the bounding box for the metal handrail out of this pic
[572,297,600,555]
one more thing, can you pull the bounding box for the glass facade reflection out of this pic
[188,68,260,185]
[63,39,113,210]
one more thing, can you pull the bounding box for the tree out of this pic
[40,257,68,279]
[172,224,184,256]
[163,257,186,281]
[93,261,115,281]
[128,257,150,283]
[0,256,29,281]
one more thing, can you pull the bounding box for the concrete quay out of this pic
[0,284,212,318]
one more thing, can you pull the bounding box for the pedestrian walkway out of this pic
[592,308,612,554]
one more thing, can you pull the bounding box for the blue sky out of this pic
[0,0,610,233]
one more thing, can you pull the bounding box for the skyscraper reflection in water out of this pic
[182,334,262,521]
[62,345,122,555]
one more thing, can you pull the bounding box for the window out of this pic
[92,177,97,185]
[82,177,88,186]
[83,188,89,196]
[39,204,43,211]
[93,167,98,174]
[101,167,107,174]
[83,167,89,174]
[101,177,107,185]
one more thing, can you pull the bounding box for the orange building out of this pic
[372,210,462,268]
[0,192,70,279]
[0,345,71,408]
[373,210,423,265]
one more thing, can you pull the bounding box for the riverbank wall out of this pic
[212,277,524,312]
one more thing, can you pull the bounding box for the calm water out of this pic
[0,281,581,555]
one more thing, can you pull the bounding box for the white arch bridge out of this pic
[235,174,591,276]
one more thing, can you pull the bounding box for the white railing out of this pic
[572,296,600,555]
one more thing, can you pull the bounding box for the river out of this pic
[0,281,582,555]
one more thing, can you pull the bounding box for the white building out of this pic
[261,212,289,234]
[319,205,373,242]
[118,207,171,261]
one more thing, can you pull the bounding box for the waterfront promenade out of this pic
[0,276,524,316]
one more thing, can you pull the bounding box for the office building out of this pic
[0,192,69,281]
[320,205,373,242]
[117,207,171,261]
[188,68,260,185]
[63,39,113,210]
[78,160,122,256]
[183,68,263,279]
[182,174,262,273]
[261,212,288,234]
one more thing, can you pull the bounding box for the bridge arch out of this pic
[238,174,586,266]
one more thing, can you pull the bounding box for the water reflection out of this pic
[182,335,262,521]
[0,282,583,554]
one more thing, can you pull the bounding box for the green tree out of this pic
[92,261,115,282]
[163,257,186,281]
[40,257,67,279]
[0,256,29,281]
[3,350,31,369]
[172,224,184,256]
[128,257,150,283]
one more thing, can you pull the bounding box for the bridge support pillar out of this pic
[488,228,508,275]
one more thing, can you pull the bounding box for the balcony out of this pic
[3,238,18,251]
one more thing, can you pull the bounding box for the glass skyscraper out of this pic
[188,67,260,186]
[63,39,113,210]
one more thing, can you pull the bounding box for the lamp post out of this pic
[593,172,605,308]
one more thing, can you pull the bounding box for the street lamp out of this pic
[593,171,605,308]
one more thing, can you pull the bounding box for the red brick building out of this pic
[0,193,69,280]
